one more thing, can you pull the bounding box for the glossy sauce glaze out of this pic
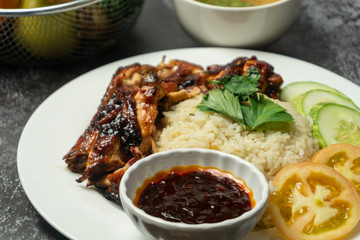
[134,165,255,224]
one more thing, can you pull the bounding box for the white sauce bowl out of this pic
[120,148,269,240]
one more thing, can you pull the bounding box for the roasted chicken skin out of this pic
[63,56,283,200]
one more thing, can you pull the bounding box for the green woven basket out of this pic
[0,0,144,64]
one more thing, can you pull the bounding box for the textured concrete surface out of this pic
[0,0,359,239]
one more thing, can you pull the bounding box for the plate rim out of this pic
[16,47,360,240]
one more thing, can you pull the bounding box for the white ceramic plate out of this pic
[17,47,360,240]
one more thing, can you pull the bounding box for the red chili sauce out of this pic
[133,165,255,224]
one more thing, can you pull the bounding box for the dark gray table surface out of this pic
[1,0,359,239]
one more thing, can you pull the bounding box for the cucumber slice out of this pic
[310,103,360,148]
[280,81,346,105]
[298,89,359,116]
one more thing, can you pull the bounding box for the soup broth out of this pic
[195,0,280,7]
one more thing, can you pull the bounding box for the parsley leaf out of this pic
[241,94,294,130]
[197,68,293,130]
[217,67,260,102]
[197,88,244,126]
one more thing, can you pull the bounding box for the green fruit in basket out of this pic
[14,0,77,59]
[309,103,360,148]
[17,0,51,8]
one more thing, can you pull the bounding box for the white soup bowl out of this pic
[173,0,299,47]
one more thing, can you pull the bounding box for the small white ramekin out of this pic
[120,148,269,240]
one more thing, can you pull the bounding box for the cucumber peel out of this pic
[280,81,347,106]
[310,103,360,148]
[299,89,359,116]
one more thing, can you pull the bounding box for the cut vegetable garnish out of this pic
[269,162,360,240]
[309,103,360,148]
[293,89,359,116]
[280,81,346,106]
[311,143,360,197]
[197,67,293,130]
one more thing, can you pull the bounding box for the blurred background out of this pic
[0,0,359,239]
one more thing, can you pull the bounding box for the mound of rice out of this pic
[155,94,319,227]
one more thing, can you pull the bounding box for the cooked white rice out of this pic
[155,94,319,227]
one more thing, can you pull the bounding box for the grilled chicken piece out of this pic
[63,64,153,174]
[76,86,142,183]
[156,59,208,106]
[106,147,143,198]
[64,56,283,199]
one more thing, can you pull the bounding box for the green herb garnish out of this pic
[197,88,245,127]
[198,67,293,130]
[241,94,294,130]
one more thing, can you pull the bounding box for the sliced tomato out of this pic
[269,162,360,240]
[311,143,360,197]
